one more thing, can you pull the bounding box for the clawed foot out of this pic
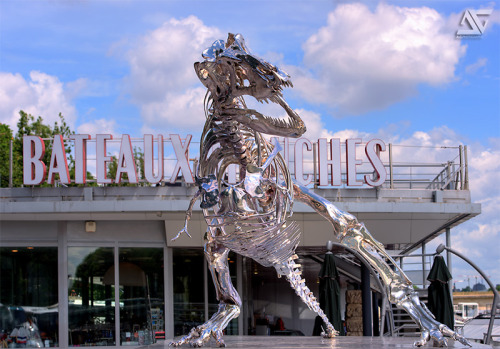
[169,304,239,347]
[393,288,471,347]
[169,326,225,348]
[321,325,339,338]
[413,324,471,347]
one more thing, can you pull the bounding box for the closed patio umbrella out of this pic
[427,255,454,330]
[313,250,344,336]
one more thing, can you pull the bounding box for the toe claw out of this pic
[413,330,430,347]
[430,329,447,347]
[438,324,472,347]
[214,330,226,347]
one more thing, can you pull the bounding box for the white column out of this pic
[57,222,68,348]
[446,228,454,299]
[422,242,426,288]
[164,246,175,339]
[114,244,120,346]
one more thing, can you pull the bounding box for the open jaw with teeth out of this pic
[228,57,306,138]
[226,93,306,138]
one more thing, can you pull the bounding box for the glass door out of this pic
[68,247,115,346]
[118,247,164,345]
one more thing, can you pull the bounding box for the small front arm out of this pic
[172,191,201,241]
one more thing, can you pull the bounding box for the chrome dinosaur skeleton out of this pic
[170,33,470,348]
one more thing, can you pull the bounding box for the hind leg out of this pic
[274,256,339,338]
[170,239,241,347]
[293,182,470,347]
[341,224,470,347]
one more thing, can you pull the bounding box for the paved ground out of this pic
[463,318,500,343]
[143,336,494,348]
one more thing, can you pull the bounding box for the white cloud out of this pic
[139,87,207,134]
[466,141,500,204]
[291,3,466,114]
[77,118,117,135]
[123,16,222,132]
[297,108,371,141]
[490,8,500,26]
[465,58,488,74]
[0,71,77,131]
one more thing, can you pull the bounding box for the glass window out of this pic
[173,249,239,337]
[118,247,164,345]
[68,247,115,346]
[0,247,58,347]
[173,249,205,337]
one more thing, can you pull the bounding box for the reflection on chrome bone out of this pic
[169,33,471,348]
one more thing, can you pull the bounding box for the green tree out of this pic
[0,123,14,187]
[8,110,74,187]
[67,153,97,187]
[105,147,145,186]
[134,146,144,181]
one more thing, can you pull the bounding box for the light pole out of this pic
[436,244,499,345]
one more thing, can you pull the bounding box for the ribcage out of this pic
[215,218,301,267]
[199,108,299,267]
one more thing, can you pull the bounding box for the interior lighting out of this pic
[85,221,96,233]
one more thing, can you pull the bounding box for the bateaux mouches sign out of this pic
[23,134,387,187]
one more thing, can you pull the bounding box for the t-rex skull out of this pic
[194,33,306,138]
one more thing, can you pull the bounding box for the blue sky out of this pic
[1,0,499,289]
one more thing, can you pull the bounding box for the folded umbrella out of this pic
[427,255,454,330]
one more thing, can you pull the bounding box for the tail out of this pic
[275,256,338,337]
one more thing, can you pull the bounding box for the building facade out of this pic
[0,136,480,347]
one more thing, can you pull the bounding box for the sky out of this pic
[0,0,499,290]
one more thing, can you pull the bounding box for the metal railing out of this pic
[425,145,469,190]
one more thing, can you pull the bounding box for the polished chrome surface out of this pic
[170,33,470,348]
